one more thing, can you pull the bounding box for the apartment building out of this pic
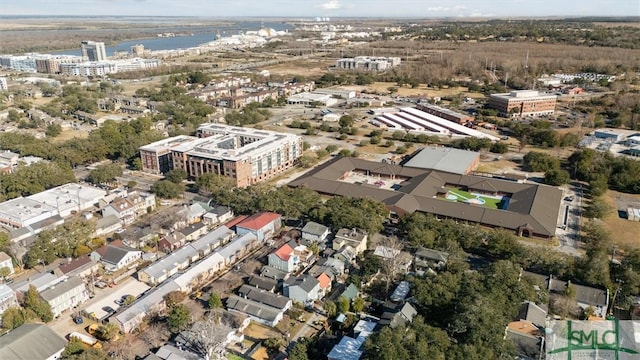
[139,135,198,174]
[140,125,302,187]
[81,41,107,61]
[336,56,401,72]
[488,90,557,117]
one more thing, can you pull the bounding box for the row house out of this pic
[39,276,89,318]
[101,192,155,226]
[277,81,316,97]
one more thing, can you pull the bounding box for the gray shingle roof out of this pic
[302,221,329,236]
[289,157,563,237]
[101,245,140,265]
[285,275,319,293]
[0,324,67,360]
[238,284,290,310]
[40,276,85,302]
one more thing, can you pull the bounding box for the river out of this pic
[52,21,292,57]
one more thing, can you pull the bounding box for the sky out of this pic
[1,0,638,18]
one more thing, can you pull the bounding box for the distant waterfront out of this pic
[52,21,291,56]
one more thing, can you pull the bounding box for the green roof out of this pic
[341,283,359,301]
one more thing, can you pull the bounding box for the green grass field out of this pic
[444,188,506,210]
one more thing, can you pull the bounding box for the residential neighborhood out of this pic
[1,7,640,360]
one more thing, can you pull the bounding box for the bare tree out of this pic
[378,236,405,296]
[140,322,170,349]
[177,312,232,360]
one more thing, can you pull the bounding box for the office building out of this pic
[81,41,107,61]
[488,90,557,117]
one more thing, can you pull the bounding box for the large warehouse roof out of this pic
[403,147,480,174]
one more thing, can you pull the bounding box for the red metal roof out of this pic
[274,243,293,261]
[224,215,248,229]
[317,273,331,289]
[236,212,281,231]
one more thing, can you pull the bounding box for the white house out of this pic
[301,221,330,243]
[39,276,89,318]
[236,212,282,242]
[333,228,368,254]
[283,275,320,304]
[95,245,142,272]
[268,243,299,273]
[0,251,14,275]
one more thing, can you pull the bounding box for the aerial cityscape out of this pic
[0,3,639,360]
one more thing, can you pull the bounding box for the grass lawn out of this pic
[445,188,506,210]
[600,190,640,251]
[227,354,244,360]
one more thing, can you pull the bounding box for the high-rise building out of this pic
[81,41,107,62]
[131,44,145,57]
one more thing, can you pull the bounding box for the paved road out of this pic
[290,312,321,342]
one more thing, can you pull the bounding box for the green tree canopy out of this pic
[167,304,191,333]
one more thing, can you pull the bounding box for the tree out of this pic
[489,142,509,154]
[352,297,365,314]
[164,291,186,307]
[165,169,187,183]
[167,304,191,333]
[45,124,62,137]
[339,115,355,129]
[87,163,123,185]
[123,295,135,306]
[264,337,284,354]
[323,300,337,317]
[0,266,11,280]
[179,314,235,359]
[98,323,120,341]
[208,292,222,309]
[584,197,611,219]
[523,151,560,172]
[288,341,309,360]
[337,296,350,314]
[151,180,184,199]
[23,285,53,322]
[544,168,570,186]
[1,307,27,330]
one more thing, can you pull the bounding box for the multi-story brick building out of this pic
[139,125,302,188]
[488,90,557,117]
[139,135,198,175]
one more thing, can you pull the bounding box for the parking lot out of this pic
[84,278,150,321]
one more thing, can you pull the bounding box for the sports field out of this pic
[444,188,508,210]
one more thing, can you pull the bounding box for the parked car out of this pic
[103,306,116,313]
[114,299,124,306]
[95,281,108,289]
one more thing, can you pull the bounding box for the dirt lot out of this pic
[601,190,640,251]
[264,59,336,77]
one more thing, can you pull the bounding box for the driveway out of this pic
[290,313,321,342]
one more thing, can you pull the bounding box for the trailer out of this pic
[68,332,102,349]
